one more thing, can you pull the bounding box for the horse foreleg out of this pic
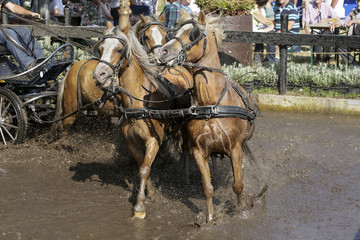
[182,138,192,184]
[230,143,246,208]
[193,148,214,222]
[127,143,155,198]
[133,138,159,219]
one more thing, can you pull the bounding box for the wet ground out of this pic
[0,111,359,240]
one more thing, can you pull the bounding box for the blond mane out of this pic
[105,27,172,97]
[176,12,225,49]
[204,14,225,48]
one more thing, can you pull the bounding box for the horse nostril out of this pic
[161,48,168,57]
[100,72,106,78]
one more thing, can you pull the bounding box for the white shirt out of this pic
[110,0,120,8]
[325,0,345,18]
[49,0,64,16]
[188,2,200,14]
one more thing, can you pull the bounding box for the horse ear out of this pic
[106,21,114,29]
[198,10,206,25]
[140,14,147,23]
[121,22,131,35]
[158,12,165,23]
[180,8,185,16]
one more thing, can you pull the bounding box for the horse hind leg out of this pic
[230,143,247,209]
[193,148,214,222]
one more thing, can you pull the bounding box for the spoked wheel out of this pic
[0,87,27,145]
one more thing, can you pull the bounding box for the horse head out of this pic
[93,21,131,90]
[133,14,167,56]
[154,11,209,66]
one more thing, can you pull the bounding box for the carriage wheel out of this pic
[0,87,27,145]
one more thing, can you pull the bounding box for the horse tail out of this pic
[50,71,67,135]
[242,139,256,164]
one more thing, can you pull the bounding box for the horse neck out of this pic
[118,58,149,108]
[191,34,226,105]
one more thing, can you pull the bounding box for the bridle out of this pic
[92,28,130,91]
[166,19,207,65]
[138,22,167,54]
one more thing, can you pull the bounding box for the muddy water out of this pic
[0,111,359,240]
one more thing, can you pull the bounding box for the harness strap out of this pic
[149,44,162,53]
[118,104,256,121]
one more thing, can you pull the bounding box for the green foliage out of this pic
[39,40,93,63]
[195,0,256,15]
[223,62,360,98]
[223,62,360,86]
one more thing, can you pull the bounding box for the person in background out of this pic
[253,0,274,66]
[137,0,157,15]
[159,0,191,28]
[180,0,192,15]
[330,0,360,65]
[49,0,67,21]
[80,0,113,26]
[187,0,200,14]
[0,0,44,71]
[326,0,345,18]
[159,0,181,28]
[303,0,339,62]
[129,0,150,25]
[110,0,120,25]
[267,0,300,62]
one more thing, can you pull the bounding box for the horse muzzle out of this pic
[93,63,113,89]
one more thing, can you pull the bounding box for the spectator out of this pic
[303,0,339,62]
[267,0,300,62]
[180,0,192,15]
[128,0,151,25]
[49,0,66,17]
[325,0,345,18]
[253,0,275,66]
[112,0,152,26]
[137,0,157,15]
[187,0,200,15]
[80,0,113,26]
[330,0,360,65]
[159,0,191,28]
[110,0,120,25]
[49,0,68,22]
[0,0,44,72]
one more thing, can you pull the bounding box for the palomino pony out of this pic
[155,12,260,222]
[50,59,116,136]
[133,15,167,57]
[51,15,175,136]
[93,21,192,219]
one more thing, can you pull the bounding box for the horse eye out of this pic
[117,48,124,54]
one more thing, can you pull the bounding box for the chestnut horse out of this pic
[51,15,184,136]
[50,59,116,136]
[93,21,192,219]
[155,12,260,222]
[133,15,167,57]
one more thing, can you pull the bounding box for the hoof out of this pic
[240,198,247,209]
[133,211,146,219]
